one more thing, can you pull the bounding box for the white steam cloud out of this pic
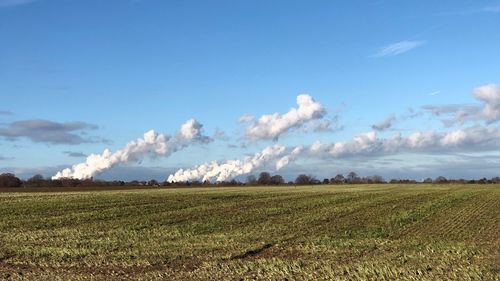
[167,144,303,183]
[245,94,327,141]
[52,119,210,180]
[53,84,500,182]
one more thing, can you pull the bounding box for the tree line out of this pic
[1,172,500,188]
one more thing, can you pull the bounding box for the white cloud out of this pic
[423,84,500,125]
[371,114,395,131]
[309,125,500,159]
[245,94,327,141]
[473,84,500,122]
[238,114,255,123]
[212,128,229,141]
[178,118,212,143]
[373,40,425,57]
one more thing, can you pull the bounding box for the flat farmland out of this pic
[0,184,498,280]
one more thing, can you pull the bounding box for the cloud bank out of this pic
[309,125,500,159]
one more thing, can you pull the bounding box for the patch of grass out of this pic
[0,184,498,280]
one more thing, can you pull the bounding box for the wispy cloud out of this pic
[428,91,440,96]
[373,40,425,57]
[422,84,500,126]
[371,114,396,131]
[238,114,255,123]
[0,119,100,145]
[0,0,38,8]
[0,111,13,115]
[63,151,87,158]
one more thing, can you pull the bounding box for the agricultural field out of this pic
[0,184,498,280]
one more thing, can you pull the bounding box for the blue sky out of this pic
[1,0,500,181]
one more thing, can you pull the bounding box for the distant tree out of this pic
[78,178,95,187]
[26,174,46,188]
[370,175,386,184]
[0,173,22,188]
[30,174,44,181]
[423,177,433,183]
[147,179,159,186]
[295,174,314,185]
[258,172,272,185]
[322,178,330,185]
[50,179,63,187]
[434,176,448,184]
[331,174,345,184]
[477,177,488,184]
[270,175,285,185]
[190,181,199,186]
[347,172,360,183]
[60,177,81,187]
[246,175,257,185]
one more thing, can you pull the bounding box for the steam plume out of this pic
[167,144,303,183]
[245,94,327,141]
[52,119,210,179]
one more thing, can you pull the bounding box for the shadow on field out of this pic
[230,243,273,260]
